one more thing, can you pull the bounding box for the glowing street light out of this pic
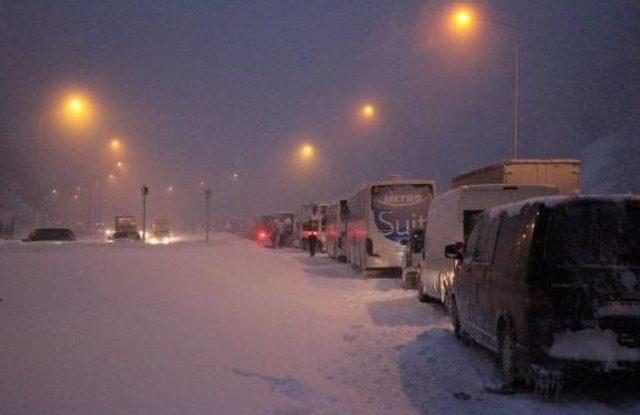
[110,138,122,152]
[67,97,85,115]
[231,171,239,180]
[300,143,315,160]
[51,188,59,195]
[167,185,174,193]
[453,8,473,30]
[116,161,124,169]
[361,103,376,120]
[108,173,116,181]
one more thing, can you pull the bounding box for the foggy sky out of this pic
[1,0,639,227]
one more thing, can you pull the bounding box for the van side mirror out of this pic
[445,243,464,260]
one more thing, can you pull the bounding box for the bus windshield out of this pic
[371,184,434,242]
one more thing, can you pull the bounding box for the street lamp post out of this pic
[452,9,522,158]
[204,188,212,242]
[141,185,149,243]
[32,95,91,228]
[31,115,45,228]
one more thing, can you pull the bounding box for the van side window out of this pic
[466,217,486,261]
[476,216,502,263]
[463,210,483,241]
[493,207,538,278]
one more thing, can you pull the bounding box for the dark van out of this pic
[446,196,640,390]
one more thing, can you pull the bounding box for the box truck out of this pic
[451,159,580,195]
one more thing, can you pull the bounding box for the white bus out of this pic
[347,176,436,272]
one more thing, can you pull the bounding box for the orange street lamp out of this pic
[67,97,85,115]
[361,103,376,120]
[453,8,473,30]
[110,138,122,152]
[300,143,315,160]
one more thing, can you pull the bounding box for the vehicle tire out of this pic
[498,326,519,387]
[417,276,431,303]
[450,296,462,339]
[440,279,450,314]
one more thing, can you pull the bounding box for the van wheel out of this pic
[450,297,461,339]
[499,328,519,387]
[417,276,430,303]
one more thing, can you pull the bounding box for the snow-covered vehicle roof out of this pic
[486,194,640,219]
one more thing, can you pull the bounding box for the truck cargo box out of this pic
[451,159,581,195]
[115,215,137,232]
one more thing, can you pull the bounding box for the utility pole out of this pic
[205,188,212,242]
[141,185,149,243]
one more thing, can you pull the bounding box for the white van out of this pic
[417,184,559,305]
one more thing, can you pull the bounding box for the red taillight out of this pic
[257,231,268,240]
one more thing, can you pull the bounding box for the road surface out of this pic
[1,234,638,414]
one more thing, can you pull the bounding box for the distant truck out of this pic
[451,159,581,195]
[115,215,137,233]
[295,202,328,251]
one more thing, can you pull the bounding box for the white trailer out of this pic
[451,159,581,195]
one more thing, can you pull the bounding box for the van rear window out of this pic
[546,200,640,267]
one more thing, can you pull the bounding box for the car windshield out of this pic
[546,200,640,267]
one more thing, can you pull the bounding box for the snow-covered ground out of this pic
[1,233,638,415]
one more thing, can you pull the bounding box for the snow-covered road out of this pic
[1,234,638,415]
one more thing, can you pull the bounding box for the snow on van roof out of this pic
[486,195,640,218]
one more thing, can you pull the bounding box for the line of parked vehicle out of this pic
[22,215,174,245]
[243,158,640,395]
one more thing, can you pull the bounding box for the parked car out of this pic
[447,196,640,392]
[23,227,76,242]
[401,227,425,288]
[109,230,142,242]
[417,184,559,306]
